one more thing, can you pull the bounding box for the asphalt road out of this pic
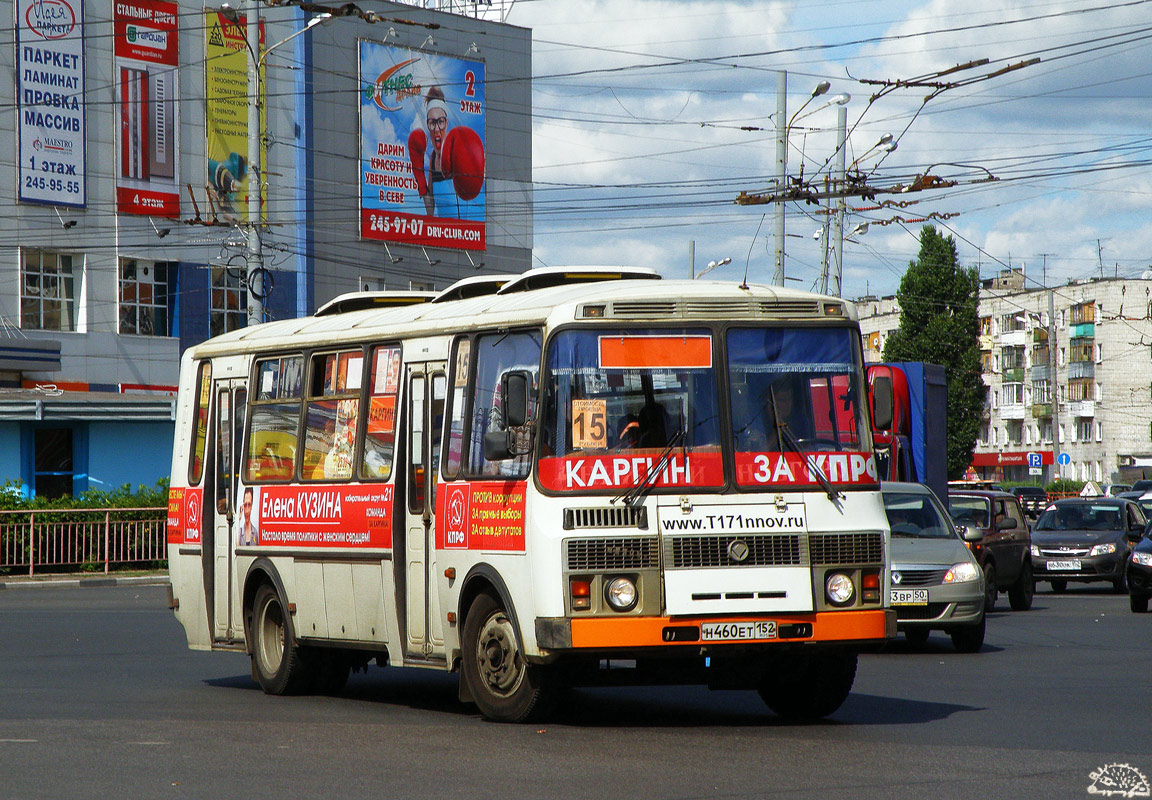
[1,582,1150,800]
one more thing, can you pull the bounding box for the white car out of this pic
[883,482,987,652]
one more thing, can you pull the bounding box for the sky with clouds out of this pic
[503,0,1152,299]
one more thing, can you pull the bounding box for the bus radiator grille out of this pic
[565,537,660,571]
[808,532,884,565]
[664,534,802,569]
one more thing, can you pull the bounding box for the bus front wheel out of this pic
[758,650,857,720]
[461,592,555,723]
[250,584,312,695]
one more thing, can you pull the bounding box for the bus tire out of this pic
[758,650,857,720]
[251,583,313,695]
[461,592,554,723]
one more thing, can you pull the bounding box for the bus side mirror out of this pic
[503,371,531,428]
[483,430,514,461]
[871,375,893,432]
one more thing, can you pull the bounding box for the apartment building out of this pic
[858,270,1152,485]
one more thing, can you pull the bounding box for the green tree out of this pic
[882,226,985,480]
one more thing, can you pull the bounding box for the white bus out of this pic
[166,267,894,722]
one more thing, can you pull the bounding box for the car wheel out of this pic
[1050,579,1067,593]
[949,615,986,653]
[1130,594,1150,613]
[758,650,857,720]
[1008,560,1034,611]
[1113,567,1129,594]
[983,563,997,612]
[904,628,930,646]
[461,592,556,723]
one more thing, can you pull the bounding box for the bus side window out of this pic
[466,330,541,479]
[443,337,471,481]
[245,355,304,483]
[361,344,401,481]
[301,349,364,481]
[188,361,212,485]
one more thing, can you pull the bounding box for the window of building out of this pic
[1079,420,1092,442]
[1068,379,1093,402]
[210,267,246,337]
[1071,302,1095,325]
[1033,380,1051,404]
[1095,421,1102,442]
[1001,313,1026,332]
[119,258,173,336]
[1000,383,1024,405]
[21,249,77,331]
[1008,420,1023,445]
[978,424,989,445]
[1042,422,1052,443]
[34,427,77,499]
[979,316,993,336]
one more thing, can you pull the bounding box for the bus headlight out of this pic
[604,577,638,612]
[825,573,855,606]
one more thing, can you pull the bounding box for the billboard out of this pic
[114,0,179,216]
[359,41,486,251]
[16,0,86,207]
[204,11,264,222]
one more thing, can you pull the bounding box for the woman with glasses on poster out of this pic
[408,86,485,217]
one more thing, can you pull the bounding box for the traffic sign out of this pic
[1058,452,1071,466]
[1027,452,1042,468]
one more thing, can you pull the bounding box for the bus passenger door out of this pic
[404,364,447,659]
[209,380,247,642]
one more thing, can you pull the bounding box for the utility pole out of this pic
[245,0,263,327]
[772,71,787,286]
[689,240,694,279]
[829,103,847,297]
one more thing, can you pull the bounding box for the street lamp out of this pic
[696,257,731,279]
[221,3,332,326]
[773,78,847,288]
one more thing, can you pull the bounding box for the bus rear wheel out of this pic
[758,650,857,720]
[251,584,313,695]
[461,593,555,723]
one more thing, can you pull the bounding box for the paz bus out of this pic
[166,267,894,722]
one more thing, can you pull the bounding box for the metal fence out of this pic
[0,507,167,576]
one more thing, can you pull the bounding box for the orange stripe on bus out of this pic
[569,610,892,648]
[599,336,712,369]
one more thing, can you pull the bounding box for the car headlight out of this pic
[1030,544,1040,558]
[826,572,855,606]
[604,576,638,612]
[944,561,980,583]
[1132,551,1152,567]
[1089,543,1117,557]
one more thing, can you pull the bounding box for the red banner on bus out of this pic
[537,452,724,492]
[167,486,203,544]
[253,484,394,548]
[436,480,526,552]
[734,451,879,487]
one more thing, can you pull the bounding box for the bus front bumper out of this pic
[535,609,895,651]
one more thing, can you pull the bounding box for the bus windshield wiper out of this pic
[616,426,686,509]
[769,386,843,504]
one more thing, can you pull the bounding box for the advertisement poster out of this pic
[114,0,179,216]
[16,0,86,207]
[359,40,486,251]
[252,484,395,549]
[167,486,203,544]
[204,11,264,222]
[436,481,526,552]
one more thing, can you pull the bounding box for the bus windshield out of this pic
[538,327,722,492]
[727,326,874,489]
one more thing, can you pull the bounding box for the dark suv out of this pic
[947,489,1034,611]
[1010,485,1048,518]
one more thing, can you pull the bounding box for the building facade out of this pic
[858,270,1152,486]
[0,0,531,496]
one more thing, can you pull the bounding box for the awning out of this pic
[0,389,175,422]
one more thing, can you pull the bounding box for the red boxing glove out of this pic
[408,128,428,196]
[441,126,485,201]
